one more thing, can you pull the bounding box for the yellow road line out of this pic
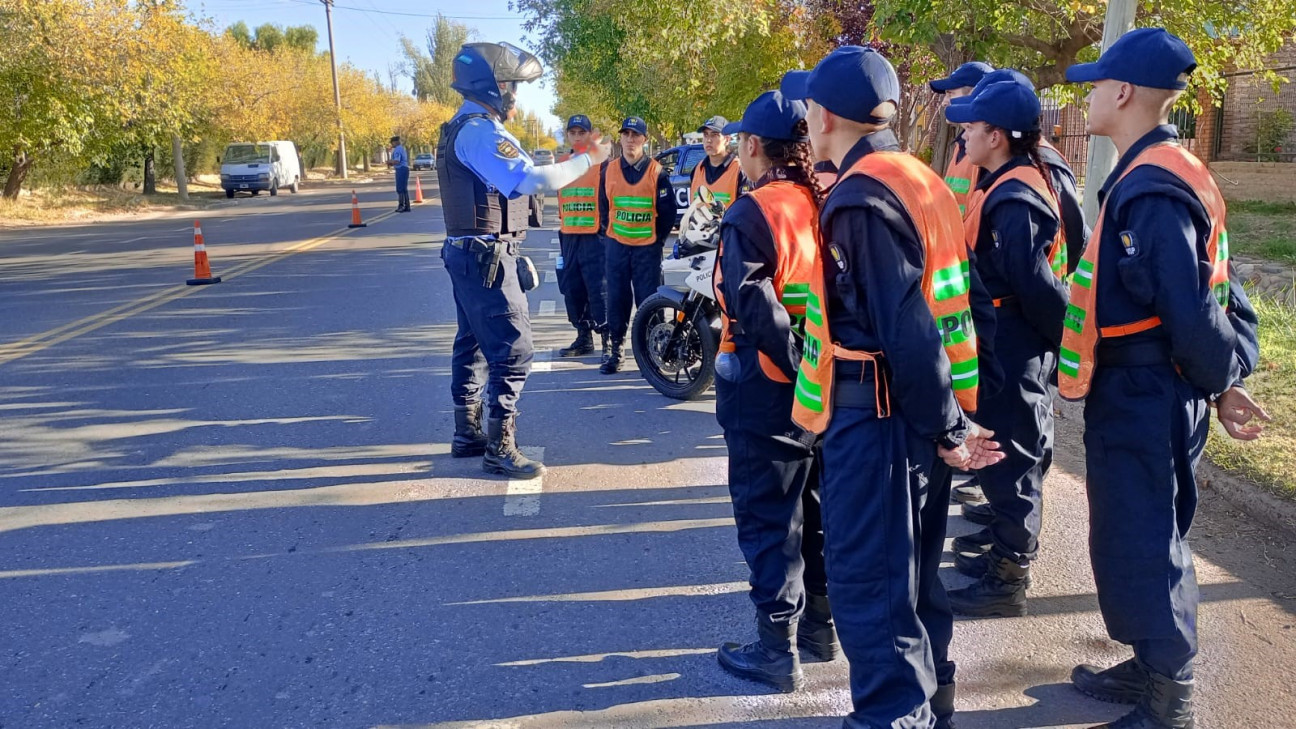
[0,210,399,367]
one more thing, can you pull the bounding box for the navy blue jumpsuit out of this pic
[599,156,677,343]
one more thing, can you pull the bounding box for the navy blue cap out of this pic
[566,114,592,131]
[781,47,900,125]
[619,116,648,135]
[930,61,994,93]
[945,81,1042,135]
[721,91,808,142]
[698,115,729,133]
[1066,28,1196,90]
[950,69,1034,106]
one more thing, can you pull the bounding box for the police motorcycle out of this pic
[631,187,724,400]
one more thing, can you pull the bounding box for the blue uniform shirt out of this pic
[452,101,535,199]
[391,144,409,169]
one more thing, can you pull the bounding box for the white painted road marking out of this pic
[538,300,556,317]
[503,447,545,516]
[544,270,557,283]
[532,348,554,373]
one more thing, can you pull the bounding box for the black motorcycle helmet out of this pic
[451,42,543,119]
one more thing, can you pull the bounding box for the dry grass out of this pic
[0,177,228,226]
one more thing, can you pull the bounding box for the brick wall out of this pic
[1215,41,1296,161]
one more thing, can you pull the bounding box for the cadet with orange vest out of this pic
[783,47,1003,729]
[930,62,994,216]
[943,80,1070,618]
[691,115,746,207]
[598,116,678,374]
[710,91,836,693]
[1061,29,1265,729]
[555,114,609,359]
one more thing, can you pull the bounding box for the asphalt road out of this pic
[1,179,1293,729]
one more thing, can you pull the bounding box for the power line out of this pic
[278,0,520,20]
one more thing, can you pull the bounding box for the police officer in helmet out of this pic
[436,42,610,479]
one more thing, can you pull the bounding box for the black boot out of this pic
[796,593,839,662]
[482,416,545,479]
[1073,658,1149,704]
[1089,671,1193,728]
[954,550,1033,588]
[961,501,995,525]
[559,328,594,357]
[952,527,992,555]
[599,337,624,374]
[599,332,611,363]
[948,554,1028,617]
[451,403,488,458]
[717,615,802,693]
[933,682,957,729]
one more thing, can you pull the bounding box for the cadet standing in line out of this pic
[784,47,1003,729]
[690,115,746,206]
[943,80,1069,618]
[598,116,677,374]
[389,135,411,213]
[1060,28,1265,729]
[437,42,610,478]
[555,114,610,359]
[930,62,994,217]
[709,91,837,693]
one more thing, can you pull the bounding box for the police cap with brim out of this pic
[945,81,1042,136]
[949,69,1035,107]
[698,116,729,134]
[566,114,592,132]
[930,61,994,93]
[781,47,900,125]
[620,117,648,136]
[721,92,807,142]
[1065,27,1196,90]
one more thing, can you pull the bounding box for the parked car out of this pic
[532,149,555,166]
[219,141,301,198]
[412,153,434,171]
[654,143,707,225]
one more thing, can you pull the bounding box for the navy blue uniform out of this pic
[818,131,969,727]
[715,172,825,626]
[970,156,1069,564]
[599,156,677,341]
[1084,126,1258,680]
[558,230,607,333]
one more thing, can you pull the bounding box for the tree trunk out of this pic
[143,147,157,195]
[3,151,33,200]
[171,134,189,201]
[363,150,371,172]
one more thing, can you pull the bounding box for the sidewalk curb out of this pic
[1199,460,1296,538]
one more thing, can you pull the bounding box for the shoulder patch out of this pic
[496,139,521,159]
[1119,231,1138,256]
[991,230,1002,249]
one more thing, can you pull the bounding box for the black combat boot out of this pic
[717,614,802,693]
[559,328,594,357]
[952,526,992,555]
[954,550,1033,588]
[961,501,995,525]
[599,332,611,363]
[451,403,488,458]
[948,554,1028,617]
[482,416,545,479]
[599,337,625,374]
[1089,671,1193,728]
[1073,658,1149,704]
[933,682,957,729]
[796,592,839,662]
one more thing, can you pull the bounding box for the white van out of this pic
[219,141,301,198]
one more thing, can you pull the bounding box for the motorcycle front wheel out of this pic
[631,294,717,400]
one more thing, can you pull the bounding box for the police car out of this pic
[654,143,706,225]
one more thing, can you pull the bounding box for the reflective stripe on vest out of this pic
[792,151,976,434]
[963,165,1067,280]
[1058,142,1230,401]
[558,164,603,234]
[605,158,662,245]
[945,151,980,217]
[691,159,742,207]
[714,181,820,384]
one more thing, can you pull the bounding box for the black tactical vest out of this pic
[436,113,531,238]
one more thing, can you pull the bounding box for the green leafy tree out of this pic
[401,15,472,105]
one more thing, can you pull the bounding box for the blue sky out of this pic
[190,0,562,131]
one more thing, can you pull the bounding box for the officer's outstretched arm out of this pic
[515,137,611,195]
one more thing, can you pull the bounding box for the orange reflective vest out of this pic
[945,145,980,216]
[963,164,1068,280]
[1058,142,1230,401]
[792,152,977,433]
[558,164,603,234]
[714,180,820,383]
[605,158,663,245]
[691,158,742,208]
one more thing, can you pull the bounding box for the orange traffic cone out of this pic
[413,175,424,204]
[186,220,222,285]
[348,190,367,228]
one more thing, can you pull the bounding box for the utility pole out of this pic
[322,0,348,179]
[1080,0,1136,225]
